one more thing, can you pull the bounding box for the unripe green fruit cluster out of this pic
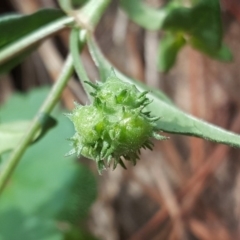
[66,73,166,173]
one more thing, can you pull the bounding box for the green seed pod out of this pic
[66,71,167,174]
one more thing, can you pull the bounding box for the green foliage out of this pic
[0,9,69,75]
[0,121,30,154]
[0,9,64,49]
[64,226,98,240]
[192,41,233,62]
[0,91,57,155]
[0,88,97,240]
[87,36,240,148]
[58,167,97,224]
[162,0,222,52]
[121,0,232,72]
[157,33,186,72]
[0,212,62,240]
[120,0,170,30]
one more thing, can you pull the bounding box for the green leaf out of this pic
[157,33,186,72]
[87,36,240,148]
[162,0,222,52]
[0,9,72,74]
[57,165,97,224]
[0,88,58,155]
[0,88,97,239]
[0,86,54,121]
[0,117,57,155]
[159,0,233,67]
[121,0,231,70]
[0,9,64,49]
[0,121,30,154]
[0,210,62,240]
[64,226,98,240]
[191,40,233,62]
[121,0,170,30]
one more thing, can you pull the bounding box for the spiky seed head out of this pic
[65,71,167,173]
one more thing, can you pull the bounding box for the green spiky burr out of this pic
[66,71,167,174]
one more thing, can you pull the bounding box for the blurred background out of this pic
[1,0,240,239]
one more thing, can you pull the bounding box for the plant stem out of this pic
[70,29,93,101]
[0,55,74,196]
[0,0,111,197]
[80,0,111,28]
